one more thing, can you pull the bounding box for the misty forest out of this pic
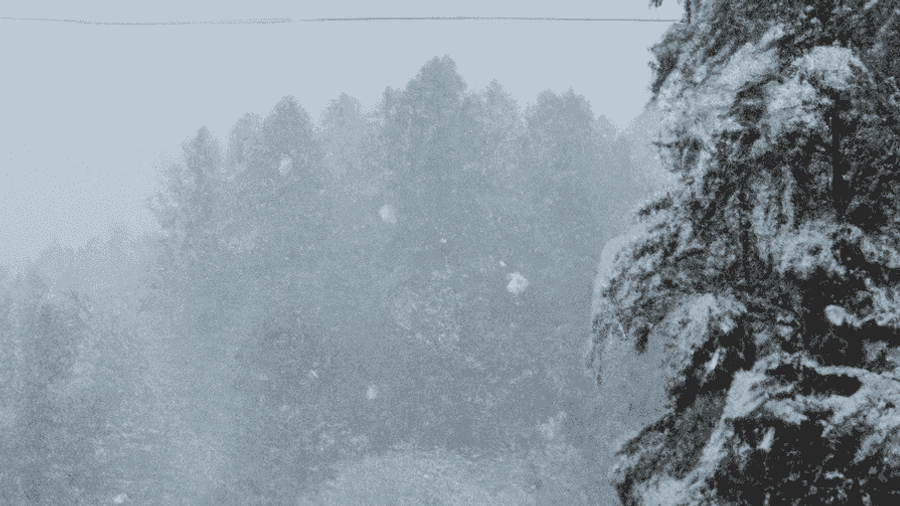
[6,1,900,505]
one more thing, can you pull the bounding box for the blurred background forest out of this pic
[0,55,673,505]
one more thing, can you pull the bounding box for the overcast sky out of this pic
[0,1,684,273]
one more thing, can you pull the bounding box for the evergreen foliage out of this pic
[0,51,671,504]
[0,260,142,505]
[586,1,900,503]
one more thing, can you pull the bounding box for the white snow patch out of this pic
[824,305,865,327]
[592,224,648,315]
[705,348,723,374]
[759,427,776,452]
[656,25,783,161]
[825,305,850,326]
[366,384,379,400]
[797,46,862,90]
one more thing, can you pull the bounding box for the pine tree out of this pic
[586,1,900,504]
[376,56,474,265]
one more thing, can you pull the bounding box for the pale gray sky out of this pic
[0,1,683,273]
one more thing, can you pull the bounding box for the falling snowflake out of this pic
[506,272,529,296]
[278,155,292,176]
[379,204,396,224]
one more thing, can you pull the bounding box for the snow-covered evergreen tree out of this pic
[586,1,900,503]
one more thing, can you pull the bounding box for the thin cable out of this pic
[0,17,294,25]
[300,17,680,22]
[0,16,680,26]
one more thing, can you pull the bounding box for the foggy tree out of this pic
[146,125,231,330]
[524,89,597,236]
[520,89,612,316]
[312,93,390,357]
[367,58,503,449]
[317,93,380,198]
[464,80,531,264]
[148,95,329,329]
[132,49,673,504]
[0,268,131,505]
[251,96,327,255]
[369,62,609,452]
[225,97,329,330]
[224,112,262,180]
[194,97,332,506]
[368,59,653,455]
[586,0,900,504]
[376,55,484,272]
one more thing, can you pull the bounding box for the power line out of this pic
[0,16,680,26]
[0,16,294,25]
[308,16,681,22]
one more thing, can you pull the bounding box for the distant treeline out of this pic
[0,55,668,506]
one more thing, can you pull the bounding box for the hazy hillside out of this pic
[1,55,668,505]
